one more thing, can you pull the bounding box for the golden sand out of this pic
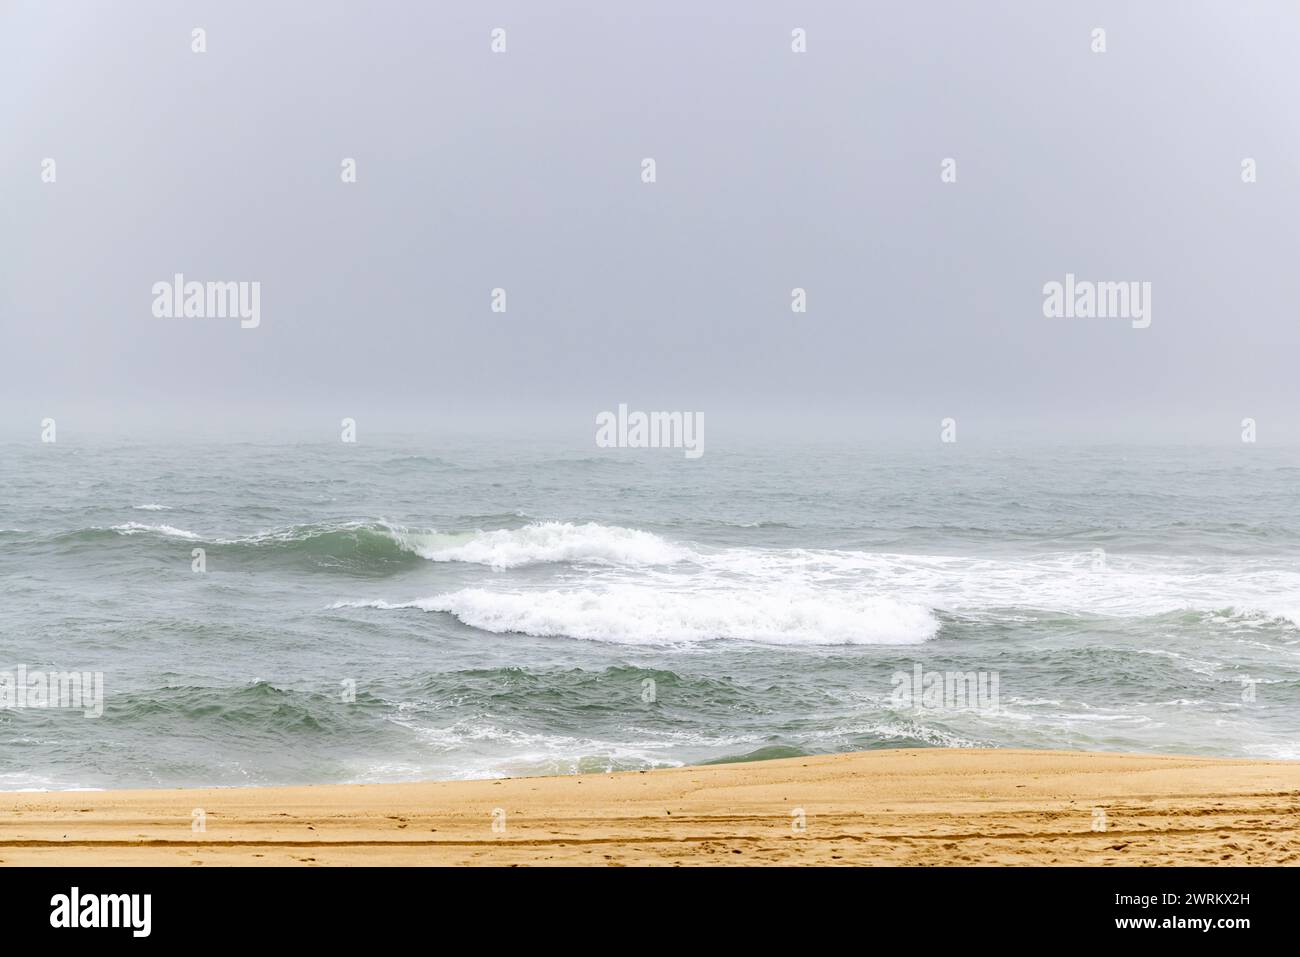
[2,749,1298,866]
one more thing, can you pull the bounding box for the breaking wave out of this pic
[394,522,688,568]
[333,586,941,646]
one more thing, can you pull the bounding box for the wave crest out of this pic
[111,522,201,540]
[100,519,688,574]
[396,522,689,569]
[334,586,940,646]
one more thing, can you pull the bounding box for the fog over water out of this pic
[3,2,1299,441]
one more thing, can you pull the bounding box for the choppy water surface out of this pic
[2,438,1298,789]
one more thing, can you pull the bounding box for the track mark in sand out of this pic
[0,834,772,850]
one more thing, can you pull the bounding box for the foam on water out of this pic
[111,522,202,540]
[392,521,689,568]
[335,585,940,645]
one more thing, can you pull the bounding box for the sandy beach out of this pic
[2,748,1298,866]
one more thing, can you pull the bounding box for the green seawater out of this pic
[2,438,1298,789]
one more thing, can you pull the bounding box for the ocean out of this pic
[2,436,1298,790]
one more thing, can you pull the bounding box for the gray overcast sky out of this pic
[3,1,1299,439]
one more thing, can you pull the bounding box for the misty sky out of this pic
[3,1,1299,439]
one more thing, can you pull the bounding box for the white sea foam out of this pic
[686,546,1300,626]
[392,521,689,569]
[110,512,1300,633]
[355,717,761,781]
[334,585,940,646]
[131,503,171,511]
[111,522,202,540]
[327,521,1300,655]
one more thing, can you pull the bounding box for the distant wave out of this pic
[333,586,941,646]
[84,521,421,572]
[131,503,172,511]
[379,454,460,469]
[94,520,684,567]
